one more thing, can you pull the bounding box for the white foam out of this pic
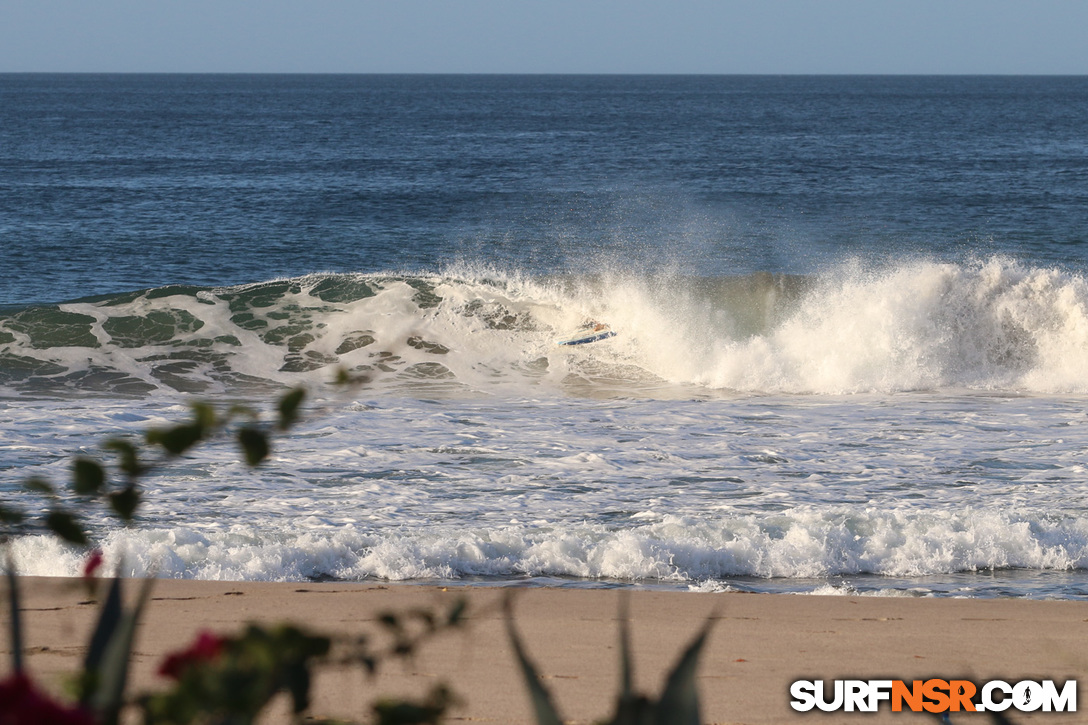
[11,505,1088,586]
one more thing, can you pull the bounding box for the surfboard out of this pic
[556,322,616,346]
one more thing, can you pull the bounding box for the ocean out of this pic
[3,74,1088,598]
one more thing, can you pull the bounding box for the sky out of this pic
[2,0,1087,75]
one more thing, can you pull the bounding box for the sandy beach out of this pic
[2,576,1086,723]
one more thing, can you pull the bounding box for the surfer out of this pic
[558,320,616,346]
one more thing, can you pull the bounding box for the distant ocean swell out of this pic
[3,256,1086,397]
[9,506,1088,584]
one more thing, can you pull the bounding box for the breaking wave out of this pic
[2,256,1087,398]
[10,506,1088,588]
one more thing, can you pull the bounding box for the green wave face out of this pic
[0,272,558,397]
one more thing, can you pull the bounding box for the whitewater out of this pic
[5,257,1088,597]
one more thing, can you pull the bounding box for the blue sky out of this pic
[2,0,1087,74]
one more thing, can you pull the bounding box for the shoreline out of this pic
[4,576,1087,723]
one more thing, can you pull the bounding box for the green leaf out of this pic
[277,387,306,430]
[619,594,633,699]
[0,502,25,526]
[334,367,352,386]
[373,684,456,725]
[6,560,24,674]
[73,457,106,496]
[147,423,203,456]
[91,577,154,725]
[652,618,714,725]
[446,598,467,627]
[610,596,651,725]
[410,608,436,631]
[238,426,270,467]
[108,486,141,522]
[83,576,123,689]
[504,594,564,725]
[46,509,89,546]
[285,660,314,714]
[104,439,142,479]
[228,403,259,420]
[190,401,217,430]
[24,477,55,496]
[146,403,217,456]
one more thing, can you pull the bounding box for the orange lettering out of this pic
[892,680,924,712]
[948,680,977,712]
[922,679,951,713]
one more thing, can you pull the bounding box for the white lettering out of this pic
[982,680,1013,712]
[789,678,1076,714]
[815,680,844,712]
[1014,680,1044,712]
[789,680,816,712]
[1040,680,1076,712]
[868,680,893,711]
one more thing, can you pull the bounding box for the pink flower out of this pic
[158,630,228,680]
[0,672,96,725]
[82,550,104,580]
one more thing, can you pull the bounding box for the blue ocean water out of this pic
[3,74,1088,597]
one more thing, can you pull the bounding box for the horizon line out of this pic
[3,71,1087,77]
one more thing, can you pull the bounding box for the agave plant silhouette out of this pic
[504,593,714,725]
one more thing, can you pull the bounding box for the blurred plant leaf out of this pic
[228,403,259,420]
[652,617,713,725]
[6,560,24,674]
[410,608,436,631]
[147,424,203,456]
[190,402,217,430]
[504,594,564,725]
[277,388,306,430]
[0,502,25,526]
[274,624,332,714]
[618,594,634,706]
[104,439,142,479]
[146,403,218,456]
[108,486,141,522]
[91,577,154,725]
[83,575,123,697]
[446,598,467,627]
[237,426,270,467]
[373,684,456,725]
[46,509,89,546]
[24,476,55,496]
[73,458,106,496]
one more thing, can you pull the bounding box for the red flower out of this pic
[0,672,96,725]
[158,630,228,680]
[82,550,104,580]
